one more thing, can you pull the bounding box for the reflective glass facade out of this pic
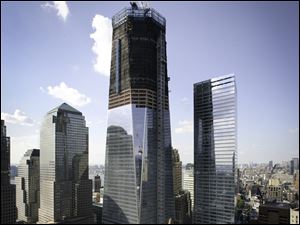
[194,75,237,224]
[1,120,17,224]
[38,103,93,224]
[103,5,174,224]
[16,149,40,223]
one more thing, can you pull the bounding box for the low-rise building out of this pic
[258,203,290,224]
[290,208,299,224]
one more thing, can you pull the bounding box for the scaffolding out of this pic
[112,7,166,28]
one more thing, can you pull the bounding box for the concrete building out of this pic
[172,149,182,195]
[38,103,93,224]
[94,175,101,193]
[1,120,17,224]
[290,208,299,224]
[267,179,282,202]
[172,149,192,224]
[183,168,194,211]
[174,190,192,224]
[258,203,290,224]
[16,149,40,223]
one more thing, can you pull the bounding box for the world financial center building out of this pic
[103,4,175,224]
[194,75,237,224]
[38,103,93,224]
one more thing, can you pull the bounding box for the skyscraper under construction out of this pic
[103,3,175,224]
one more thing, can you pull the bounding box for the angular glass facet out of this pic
[103,5,174,224]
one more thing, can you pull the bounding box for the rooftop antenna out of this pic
[130,1,138,10]
[140,1,150,9]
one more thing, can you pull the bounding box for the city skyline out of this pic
[1,1,299,166]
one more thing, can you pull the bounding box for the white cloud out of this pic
[175,120,193,134]
[181,97,188,102]
[180,97,190,105]
[39,86,46,93]
[1,110,34,126]
[90,14,112,76]
[11,135,39,164]
[289,127,299,134]
[46,82,91,107]
[42,1,69,21]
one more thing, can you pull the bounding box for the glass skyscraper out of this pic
[38,103,93,224]
[194,74,237,224]
[16,149,40,223]
[103,3,175,224]
[1,120,17,224]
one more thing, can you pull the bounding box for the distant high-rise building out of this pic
[16,149,40,223]
[194,75,237,224]
[94,175,101,193]
[103,4,174,224]
[183,168,194,211]
[269,160,273,171]
[172,149,182,195]
[172,149,191,223]
[185,163,194,171]
[174,190,192,224]
[1,120,17,224]
[38,103,93,224]
[290,158,299,175]
[293,158,299,170]
[294,170,299,191]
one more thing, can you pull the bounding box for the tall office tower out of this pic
[16,149,40,223]
[103,3,174,224]
[94,175,101,193]
[183,168,194,211]
[172,149,192,223]
[175,190,192,224]
[1,120,17,224]
[172,149,182,195]
[194,74,237,224]
[293,158,299,170]
[290,158,299,175]
[38,103,93,224]
[269,160,273,171]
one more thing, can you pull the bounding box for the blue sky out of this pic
[1,1,299,165]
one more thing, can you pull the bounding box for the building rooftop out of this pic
[112,6,166,28]
[48,103,82,115]
[24,149,40,157]
[261,202,291,209]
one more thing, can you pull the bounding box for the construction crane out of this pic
[259,163,279,203]
[130,1,150,9]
